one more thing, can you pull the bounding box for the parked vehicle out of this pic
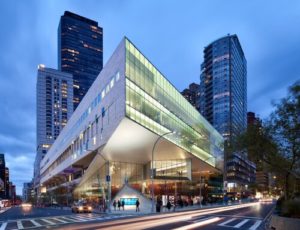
[71,201,92,213]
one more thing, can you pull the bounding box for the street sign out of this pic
[106,175,110,182]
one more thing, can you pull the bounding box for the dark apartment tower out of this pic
[5,167,9,198]
[200,34,247,142]
[181,83,200,110]
[58,11,103,111]
[247,112,261,127]
[0,154,6,199]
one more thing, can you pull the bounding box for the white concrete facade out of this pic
[40,40,126,185]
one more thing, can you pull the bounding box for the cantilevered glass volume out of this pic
[125,39,223,167]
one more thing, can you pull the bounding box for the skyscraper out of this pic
[0,154,5,198]
[200,34,247,142]
[181,83,200,109]
[58,11,103,111]
[34,65,73,187]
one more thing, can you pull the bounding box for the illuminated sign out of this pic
[120,198,138,205]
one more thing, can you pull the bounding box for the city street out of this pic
[0,206,133,230]
[0,202,274,230]
[52,203,274,230]
[55,202,274,230]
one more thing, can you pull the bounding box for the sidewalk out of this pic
[93,201,244,215]
[0,206,11,214]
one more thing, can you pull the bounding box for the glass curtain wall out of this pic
[125,39,223,167]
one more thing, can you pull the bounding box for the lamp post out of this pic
[151,131,173,213]
[199,176,203,208]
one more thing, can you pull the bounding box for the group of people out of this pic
[112,199,140,212]
[112,200,125,211]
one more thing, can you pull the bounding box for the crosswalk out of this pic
[217,217,262,229]
[0,213,133,230]
[188,215,263,229]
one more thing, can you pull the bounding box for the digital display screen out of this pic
[120,198,138,205]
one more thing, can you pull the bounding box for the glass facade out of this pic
[200,34,247,141]
[58,11,103,111]
[125,39,223,167]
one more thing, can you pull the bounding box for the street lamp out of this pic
[151,131,173,213]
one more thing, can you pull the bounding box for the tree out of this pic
[235,81,300,199]
[268,81,300,199]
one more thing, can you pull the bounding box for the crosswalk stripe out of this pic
[41,219,56,225]
[233,219,249,228]
[30,220,42,227]
[17,220,24,229]
[0,222,7,230]
[77,215,98,220]
[52,218,68,223]
[249,220,262,230]
[67,216,91,222]
[60,216,78,222]
[218,218,237,226]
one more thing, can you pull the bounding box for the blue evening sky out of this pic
[0,0,299,194]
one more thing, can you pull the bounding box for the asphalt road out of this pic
[54,202,275,230]
[0,206,72,221]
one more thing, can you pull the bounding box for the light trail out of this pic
[62,202,260,230]
[173,217,222,230]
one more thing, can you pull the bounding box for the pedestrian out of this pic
[135,199,140,212]
[117,200,121,211]
[121,200,125,211]
[113,200,117,211]
[156,197,162,212]
[166,200,171,211]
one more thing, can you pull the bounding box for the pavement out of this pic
[0,202,275,230]
[54,202,275,230]
[0,208,11,215]
[0,212,133,230]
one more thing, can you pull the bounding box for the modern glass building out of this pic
[199,34,247,141]
[58,11,103,111]
[40,38,223,209]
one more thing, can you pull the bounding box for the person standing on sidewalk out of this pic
[135,199,140,212]
[121,200,125,210]
[113,200,117,211]
[166,200,172,212]
[117,200,121,211]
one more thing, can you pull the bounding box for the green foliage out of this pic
[235,80,300,199]
[281,199,300,218]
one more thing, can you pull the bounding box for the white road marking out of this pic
[211,214,263,219]
[17,220,24,229]
[60,216,78,222]
[174,217,222,230]
[69,216,91,221]
[0,222,7,230]
[218,218,237,226]
[52,217,68,223]
[41,218,56,225]
[249,220,262,230]
[30,219,42,227]
[233,219,249,228]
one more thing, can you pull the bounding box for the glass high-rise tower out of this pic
[58,11,103,111]
[199,34,247,142]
